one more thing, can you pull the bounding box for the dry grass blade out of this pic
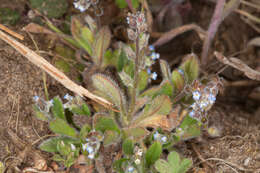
[214,51,260,81]
[248,37,260,47]
[22,23,54,35]
[0,29,113,108]
[0,24,24,40]
[153,24,206,47]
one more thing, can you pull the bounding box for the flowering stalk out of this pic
[129,34,140,118]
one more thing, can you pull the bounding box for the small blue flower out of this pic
[199,100,208,109]
[70,144,76,151]
[189,110,195,117]
[147,68,151,74]
[49,99,54,105]
[82,143,87,151]
[178,69,184,75]
[149,45,155,51]
[153,131,160,140]
[160,136,167,143]
[208,94,216,104]
[135,159,141,165]
[151,72,157,80]
[73,0,91,12]
[88,153,95,159]
[127,166,135,172]
[86,146,94,154]
[151,52,160,60]
[192,91,201,101]
[33,96,39,102]
[126,17,130,24]
[64,93,73,101]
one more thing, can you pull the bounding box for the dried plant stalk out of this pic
[0,29,113,108]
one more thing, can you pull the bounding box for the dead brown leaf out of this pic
[152,24,206,47]
[214,51,260,81]
[136,106,182,131]
[22,23,54,35]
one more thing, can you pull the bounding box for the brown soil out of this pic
[0,0,259,173]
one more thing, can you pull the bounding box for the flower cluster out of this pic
[73,0,103,16]
[81,130,103,159]
[126,12,148,40]
[146,45,160,81]
[188,78,220,121]
[126,165,137,173]
[133,146,143,165]
[124,146,143,172]
[63,94,85,110]
[33,96,53,113]
[153,131,167,144]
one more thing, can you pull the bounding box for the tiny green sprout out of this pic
[155,151,192,173]
[33,95,100,168]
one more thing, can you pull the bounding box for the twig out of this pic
[0,24,24,40]
[152,24,206,47]
[235,9,260,24]
[204,158,256,172]
[216,162,239,173]
[22,168,54,173]
[191,143,214,170]
[15,95,20,133]
[241,0,260,11]
[201,0,226,66]
[0,29,114,109]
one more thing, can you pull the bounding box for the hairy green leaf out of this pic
[103,130,120,147]
[93,114,120,134]
[168,151,180,171]
[123,127,149,141]
[178,159,192,173]
[71,103,90,116]
[145,142,162,167]
[52,97,65,120]
[113,158,130,173]
[136,95,172,123]
[49,118,77,138]
[159,80,174,97]
[92,74,126,109]
[171,70,185,93]
[160,60,171,81]
[180,53,199,83]
[155,159,171,173]
[79,124,91,140]
[119,71,134,87]
[122,139,134,155]
[39,137,79,153]
[93,26,111,66]
[71,17,92,55]
[138,70,149,92]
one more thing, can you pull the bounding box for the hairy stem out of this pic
[129,35,140,118]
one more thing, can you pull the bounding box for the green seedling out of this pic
[155,151,192,173]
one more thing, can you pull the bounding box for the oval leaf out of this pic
[171,70,185,93]
[160,60,171,81]
[52,97,65,120]
[92,73,126,109]
[155,159,171,173]
[39,137,79,153]
[145,142,162,167]
[49,118,77,138]
[93,26,111,66]
[180,53,199,83]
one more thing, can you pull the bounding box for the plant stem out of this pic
[129,34,140,118]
